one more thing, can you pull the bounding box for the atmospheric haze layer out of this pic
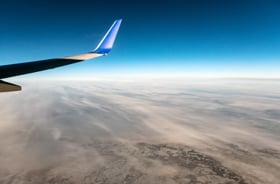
[0,78,279,184]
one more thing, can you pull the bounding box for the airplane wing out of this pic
[0,19,122,92]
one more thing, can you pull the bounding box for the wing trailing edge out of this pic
[0,80,21,92]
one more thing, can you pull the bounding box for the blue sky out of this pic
[0,0,279,79]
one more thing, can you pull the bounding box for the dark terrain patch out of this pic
[0,142,253,184]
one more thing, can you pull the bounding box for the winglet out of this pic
[93,19,122,55]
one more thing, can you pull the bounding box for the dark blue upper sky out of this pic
[0,0,279,78]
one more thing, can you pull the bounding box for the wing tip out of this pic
[93,19,122,55]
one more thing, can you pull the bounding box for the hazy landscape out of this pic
[0,78,279,184]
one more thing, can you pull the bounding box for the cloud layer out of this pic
[0,79,279,183]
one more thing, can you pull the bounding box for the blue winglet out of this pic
[93,19,122,55]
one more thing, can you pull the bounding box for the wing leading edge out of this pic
[0,19,122,92]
